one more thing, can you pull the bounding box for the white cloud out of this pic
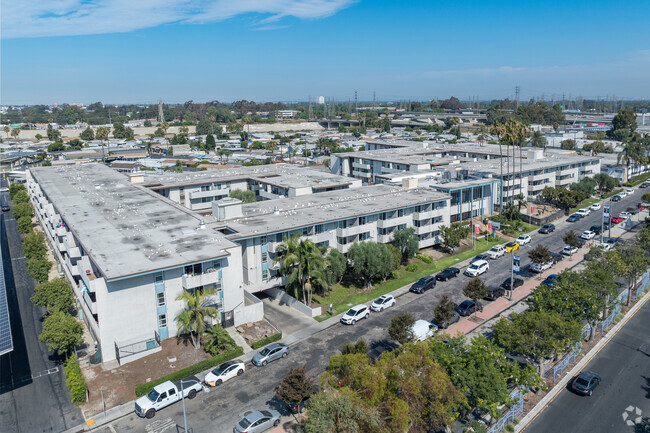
[1,0,355,39]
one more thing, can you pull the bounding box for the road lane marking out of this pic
[145,417,176,433]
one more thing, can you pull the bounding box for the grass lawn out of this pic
[312,236,506,321]
[570,198,601,214]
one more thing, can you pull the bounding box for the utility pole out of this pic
[373,91,376,109]
[515,86,520,109]
[158,99,164,123]
[308,95,312,120]
[354,90,358,118]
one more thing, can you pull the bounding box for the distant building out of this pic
[317,96,325,105]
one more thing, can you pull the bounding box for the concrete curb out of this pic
[515,286,650,433]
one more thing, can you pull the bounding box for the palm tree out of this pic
[96,126,111,161]
[11,128,20,140]
[276,234,327,307]
[3,126,10,138]
[617,133,645,182]
[529,130,547,150]
[175,286,219,349]
[501,119,527,203]
[490,122,507,216]
[516,193,528,215]
[203,324,233,354]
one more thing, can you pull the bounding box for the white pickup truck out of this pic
[135,375,204,419]
[485,244,506,260]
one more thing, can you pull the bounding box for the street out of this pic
[525,291,650,433]
[0,183,82,433]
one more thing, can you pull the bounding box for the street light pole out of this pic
[180,380,188,432]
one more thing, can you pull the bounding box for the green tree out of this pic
[39,311,84,356]
[381,118,391,133]
[463,278,488,313]
[392,227,419,264]
[46,124,61,141]
[302,388,381,433]
[563,230,579,248]
[529,130,547,149]
[12,202,34,220]
[641,192,650,204]
[112,121,134,140]
[47,142,65,152]
[175,286,220,349]
[27,257,51,283]
[205,134,216,151]
[617,134,645,182]
[347,242,393,287]
[324,248,347,285]
[9,183,25,200]
[195,118,213,135]
[202,324,235,355]
[593,173,619,197]
[16,216,32,233]
[12,189,29,204]
[23,231,47,259]
[11,128,20,139]
[229,189,255,203]
[2,125,9,138]
[388,312,416,344]
[440,223,470,252]
[143,119,152,127]
[433,294,455,325]
[611,109,637,134]
[561,139,576,150]
[528,244,552,264]
[275,365,316,406]
[340,338,369,355]
[617,243,650,306]
[31,278,74,313]
[79,127,95,141]
[276,235,327,305]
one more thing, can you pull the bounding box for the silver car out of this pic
[251,343,289,367]
[234,409,281,433]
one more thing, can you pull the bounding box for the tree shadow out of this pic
[642,375,650,399]
[634,417,650,433]
[367,339,399,363]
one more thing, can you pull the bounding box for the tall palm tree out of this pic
[276,234,327,306]
[489,122,507,216]
[529,130,547,150]
[11,128,20,140]
[96,126,111,162]
[502,119,527,204]
[3,126,10,138]
[175,286,219,349]
[617,134,643,183]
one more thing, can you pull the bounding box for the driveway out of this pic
[257,291,317,336]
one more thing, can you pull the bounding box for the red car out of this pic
[610,216,623,224]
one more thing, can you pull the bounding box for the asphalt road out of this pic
[525,292,650,433]
[94,188,648,433]
[0,183,82,433]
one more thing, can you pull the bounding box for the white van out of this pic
[410,320,438,342]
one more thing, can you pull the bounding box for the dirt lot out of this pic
[80,338,210,417]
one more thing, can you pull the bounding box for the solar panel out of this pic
[0,238,13,356]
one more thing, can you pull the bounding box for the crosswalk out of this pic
[145,417,177,433]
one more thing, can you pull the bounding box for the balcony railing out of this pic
[182,269,221,290]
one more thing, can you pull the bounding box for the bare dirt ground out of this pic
[80,338,210,417]
[236,320,279,346]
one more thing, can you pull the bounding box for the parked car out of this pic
[340,304,370,325]
[611,194,622,202]
[625,188,635,195]
[204,360,245,387]
[234,409,281,433]
[640,181,650,188]
[571,371,601,396]
[505,241,519,253]
[436,267,460,281]
[542,274,558,286]
[597,241,613,251]
[410,276,436,294]
[500,277,524,291]
[580,230,596,240]
[515,234,532,245]
[626,206,639,215]
[619,211,632,220]
[457,300,482,316]
[530,261,552,273]
[485,244,506,259]
[539,224,555,234]
[610,216,623,224]
[561,245,579,255]
[589,202,601,211]
[135,376,202,419]
[464,260,489,277]
[432,311,460,329]
[471,254,490,264]
[251,343,290,366]
[371,294,396,312]
[484,286,505,301]
[287,391,316,414]
[576,208,590,217]
[589,224,602,235]
[410,319,438,341]
[551,252,564,264]
[567,214,582,222]
[603,220,611,230]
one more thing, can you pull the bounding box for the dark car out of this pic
[567,214,581,222]
[1,204,9,212]
[471,254,490,264]
[571,371,601,396]
[542,274,558,286]
[484,286,505,301]
[611,195,621,202]
[551,252,564,264]
[410,276,436,294]
[432,311,460,329]
[626,206,639,215]
[435,267,460,281]
[500,277,524,291]
[456,300,482,316]
[538,224,555,234]
[589,224,602,235]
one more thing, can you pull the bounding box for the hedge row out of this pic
[603,188,623,199]
[135,346,244,397]
[251,332,283,350]
[64,355,88,405]
[622,172,650,187]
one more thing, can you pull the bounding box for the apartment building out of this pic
[27,164,261,365]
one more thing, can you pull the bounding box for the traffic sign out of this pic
[475,226,480,235]
[488,222,493,230]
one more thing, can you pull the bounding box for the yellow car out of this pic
[505,241,519,253]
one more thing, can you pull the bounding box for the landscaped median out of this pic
[134,346,243,397]
[312,236,507,321]
[251,332,282,350]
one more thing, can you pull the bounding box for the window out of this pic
[158,314,167,328]
[200,185,211,192]
[398,209,404,217]
[261,251,268,262]
[303,226,312,236]
[260,235,268,245]
[337,236,348,245]
[359,232,370,241]
[184,263,202,275]
[315,224,324,234]
[338,220,348,229]
[358,216,366,225]
[262,269,269,280]
[156,292,165,307]
[398,224,407,230]
[154,271,164,284]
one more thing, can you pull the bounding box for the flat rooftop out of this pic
[213,185,451,239]
[30,164,238,280]
[142,163,359,191]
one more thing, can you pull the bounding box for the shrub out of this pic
[64,355,87,405]
[405,264,418,272]
[9,183,25,200]
[12,189,30,204]
[505,424,515,432]
[12,202,34,220]
[416,254,432,264]
[27,257,51,283]
[251,332,282,350]
[23,231,47,260]
[135,346,243,397]
[16,216,32,234]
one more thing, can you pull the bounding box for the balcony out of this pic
[352,161,371,170]
[182,270,221,290]
[82,289,97,315]
[77,256,98,292]
[56,226,68,238]
[414,209,434,219]
[189,188,228,200]
[337,224,362,237]
[414,224,432,235]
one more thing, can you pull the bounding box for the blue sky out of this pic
[2,0,649,105]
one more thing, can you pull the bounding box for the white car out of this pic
[530,261,552,273]
[580,230,596,240]
[562,245,579,255]
[0,187,8,192]
[576,208,590,217]
[625,188,634,195]
[371,294,395,312]
[590,203,601,211]
[619,211,632,220]
[515,234,532,245]
[464,259,489,277]
[340,304,370,325]
[485,244,506,259]
[597,242,613,251]
[204,360,246,387]
[410,319,438,342]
